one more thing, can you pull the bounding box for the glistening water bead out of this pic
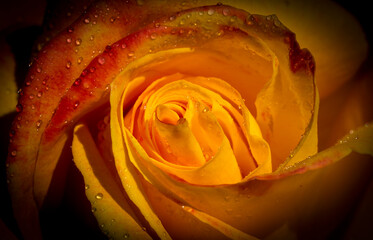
[95,193,103,200]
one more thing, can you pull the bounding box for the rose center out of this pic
[123,73,258,176]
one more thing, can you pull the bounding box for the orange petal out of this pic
[72,123,152,239]
[0,36,17,117]
[182,206,259,240]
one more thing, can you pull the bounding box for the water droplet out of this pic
[67,27,74,33]
[123,233,129,239]
[75,38,82,46]
[95,193,103,200]
[98,56,106,65]
[89,67,96,73]
[230,16,236,23]
[91,207,97,213]
[66,38,72,44]
[29,94,35,100]
[37,91,43,98]
[25,80,31,86]
[121,43,127,49]
[207,9,215,16]
[74,78,81,86]
[16,104,23,113]
[36,67,42,73]
[77,57,83,64]
[73,101,80,109]
[222,8,230,16]
[246,14,254,25]
[85,184,90,190]
[36,120,42,128]
[90,35,95,41]
[127,51,134,58]
[11,150,17,157]
[110,17,116,23]
[84,17,90,24]
[66,61,72,69]
[150,33,157,40]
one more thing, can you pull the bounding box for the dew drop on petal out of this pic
[127,51,134,58]
[16,104,23,113]
[73,101,80,109]
[85,184,90,190]
[77,57,83,64]
[11,150,17,157]
[66,61,72,69]
[98,56,106,65]
[75,38,82,46]
[207,9,215,16]
[66,38,72,43]
[84,17,90,24]
[150,33,157,40]
[74,78,81,86]
[95,193,103,200]
[222,8,230,16]
[36,120,42,129]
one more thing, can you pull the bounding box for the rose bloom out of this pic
[1,0,373,239]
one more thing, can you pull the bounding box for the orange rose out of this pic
[2,0,373,239]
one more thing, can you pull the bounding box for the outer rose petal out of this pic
[215,0,368,98]
[72,123,153,239]
[0,36,17,117]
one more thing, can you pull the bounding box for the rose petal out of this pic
[182,206,258,240]
[72,123,152,239]
[0,36,17,117]
[216,0,368,98]
[140,178,230,239]
[119,122,373,237]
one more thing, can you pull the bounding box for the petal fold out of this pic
[72,123,152,239]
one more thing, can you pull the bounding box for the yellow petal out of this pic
[182,206,259,240]
[111,74,171,240]
[72,123,152,239]
[140,176,230,239]
[212,0,368,98]
[154,113,206,167]
[279,89,319,168]
[0,36,17,117]
[254,37,316,170]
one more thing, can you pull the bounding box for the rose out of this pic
[3,0,373,239]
